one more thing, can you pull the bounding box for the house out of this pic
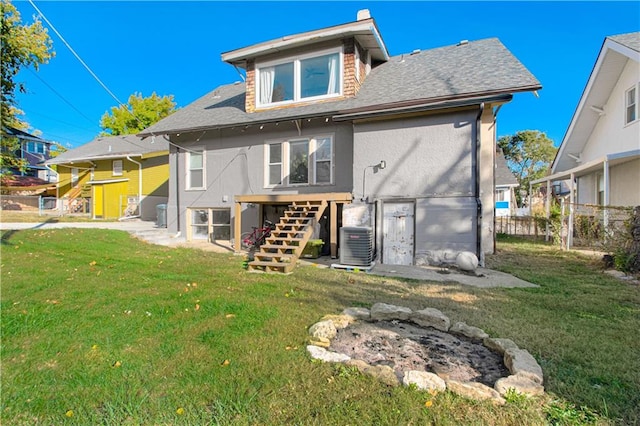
[495,149,519,217]
[532,32,639,246]
[140,10,540,271]
[45,134,169,220]
[1,126,58,183]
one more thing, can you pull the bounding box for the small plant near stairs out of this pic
[247,200,327,273]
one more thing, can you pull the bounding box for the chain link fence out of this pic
[0,195,90,216]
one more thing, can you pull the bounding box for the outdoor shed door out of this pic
[382,202,414,265]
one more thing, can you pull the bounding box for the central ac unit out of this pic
[340,226,374,266]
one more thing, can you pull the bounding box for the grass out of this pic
[0,211,102,223]
[1,229,638,425]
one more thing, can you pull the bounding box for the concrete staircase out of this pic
[247,200,327,273]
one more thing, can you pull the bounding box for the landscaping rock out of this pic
[342,307,371,321]
[321,314,355,330]
[370,303,412,321]
[446,380,506,405]
[345,359,370,372]
[308,320,337,340]
[402,370,446,391]
[450,322,489,341]
[495,374,545,396]
[504,348,544,385]
[410,308,450,331]
[306,345,350,363]
[604,269,627,279]
[308,336,331,348]
[362,364,400,387]
[483,337,519,355]
[456,251,479,272]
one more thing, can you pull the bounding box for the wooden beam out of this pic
[330,201,337,258]
[235,193,352,203]
[234,201,242,253]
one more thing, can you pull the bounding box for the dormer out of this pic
[221,9,389,113]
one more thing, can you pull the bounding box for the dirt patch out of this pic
[330,320,508,386]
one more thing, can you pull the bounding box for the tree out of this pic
[100,92,176,136]
[1,0,54,176]
[497,130,557,207]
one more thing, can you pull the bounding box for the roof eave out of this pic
[332,90,533,121]
[45,153,144,166]
[552,36,640,174]
[221,19,389,67]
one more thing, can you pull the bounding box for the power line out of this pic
[23,107,98,134]
[28,0,127,111]
[26,67,100,129]
[28,0,200,156]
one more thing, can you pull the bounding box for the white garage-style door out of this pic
[382,202,415,265]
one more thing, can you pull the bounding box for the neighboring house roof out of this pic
[140,37,540,137]
[495,151,518,187]
[45,134,169,166]
[552,31,640,174]
[3,126,50,143]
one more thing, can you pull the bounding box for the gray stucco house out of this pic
[140,10,540,272]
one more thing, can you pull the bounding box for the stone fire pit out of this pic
[307,303,544,405]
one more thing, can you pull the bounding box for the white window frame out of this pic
[265,142,283,186]
[255,47,343,109]
[112,160,123,176]
[264,135,334,188]
[625,84,638,125]
[186,147,205,190]
[71,167,79,187]
[26,141,46,154]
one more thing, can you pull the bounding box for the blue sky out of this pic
[13,1,640,149]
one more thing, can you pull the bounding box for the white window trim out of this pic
[112,159,123,176]
[624,83,638,126]
[185,147,206,190]
[264,134,334,188]
[264,142,283,187]
[255,46,343,109]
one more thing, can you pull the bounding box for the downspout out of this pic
[123,155,142,220]
[175,146,181,237]
[475,103,485,261]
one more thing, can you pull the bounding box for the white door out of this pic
[383,202,414,265]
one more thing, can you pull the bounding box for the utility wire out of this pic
[28,0,127,111]
[26,68,100,129]
[28,0,200,155]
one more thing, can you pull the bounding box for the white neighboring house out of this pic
[495,149,518,217]
[533,32,639,236]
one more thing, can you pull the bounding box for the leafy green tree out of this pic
[1,0,54,176]
[498,130,557,207]
[100,92,176,136]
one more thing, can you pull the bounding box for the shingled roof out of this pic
[495,150,519,187]
[45,134,168,166]
[140,37,540,137]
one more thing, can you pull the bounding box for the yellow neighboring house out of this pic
[45,135,169,220]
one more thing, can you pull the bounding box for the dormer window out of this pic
[256,47,342,108]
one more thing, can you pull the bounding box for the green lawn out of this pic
[1,230,638,425]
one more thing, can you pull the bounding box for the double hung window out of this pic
[625,85,637,125]
[265,136,333,187]
[186,148,205,190]
[256,48,342,108]
[112,160,123,176]
[26,141,45,154]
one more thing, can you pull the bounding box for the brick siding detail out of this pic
[245,60,256,113]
